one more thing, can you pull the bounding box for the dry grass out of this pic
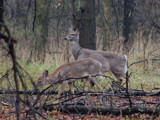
[1,29,160,91]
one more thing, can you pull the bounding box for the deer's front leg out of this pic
[57,81,67,98]
[69,82,74,95]
[69,82,75,101]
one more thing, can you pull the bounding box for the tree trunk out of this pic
[72,0,96,50]
[33,0,50,62]
[102,0,111,50]
[0,0,4,23]
[123,0,134,53]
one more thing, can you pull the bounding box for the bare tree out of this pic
[102,0,111,50]
[33,0,50,61]
[123,0,134,53]
[0,0,4,23]
[72,0,96,50]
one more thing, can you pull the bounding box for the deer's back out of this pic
[58,58,102,78]
[77,49,127,73]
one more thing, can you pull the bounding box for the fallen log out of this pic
[58,105,160,116]
[0,89,159,96]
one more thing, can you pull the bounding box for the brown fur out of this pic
[64,28,128,83]
[36,58,102,98]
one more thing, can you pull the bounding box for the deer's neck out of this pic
[71,38,81,60]
[46,76,53,84]
[46,72,58,84]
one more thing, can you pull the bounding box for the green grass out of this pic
[0,54,160,91]
[128,62,160,91]
[0,59,58,90]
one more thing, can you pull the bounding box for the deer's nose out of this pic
[64,37,67,40]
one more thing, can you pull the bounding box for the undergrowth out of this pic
[0,51,160,91]
[1,33,160,91]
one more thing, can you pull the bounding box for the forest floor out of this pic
[0,58,160,119]
[0,96,160,120]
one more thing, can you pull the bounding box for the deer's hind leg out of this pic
[89,77,102,91]
[89,79,95,90]
[89,77,103,104]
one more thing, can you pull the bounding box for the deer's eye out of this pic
[71,34,75,35]
[38,81,42,83]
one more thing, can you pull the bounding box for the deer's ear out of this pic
[58,71,61,78]
[42,69,49,77]
[69,28,73,33]
[75,28,79,33]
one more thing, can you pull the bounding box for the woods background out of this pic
[0,0,160,119]
[2,0,160,62]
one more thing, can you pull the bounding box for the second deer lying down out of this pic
[36,58,102,98]
[64,28,128,83]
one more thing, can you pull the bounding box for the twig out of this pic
[128,59,148,68]
[125,71,132,108]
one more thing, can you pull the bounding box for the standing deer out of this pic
[36,58,102,98]
[64,28,128,83]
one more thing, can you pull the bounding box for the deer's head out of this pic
[36,70,49,89]
[64,28,79,42]
[36,69,63,89]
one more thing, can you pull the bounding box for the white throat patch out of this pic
[72,41,76,45]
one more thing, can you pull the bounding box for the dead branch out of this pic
[55,105,160,116]
[128,59,148,68]
[0,89,159,96]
